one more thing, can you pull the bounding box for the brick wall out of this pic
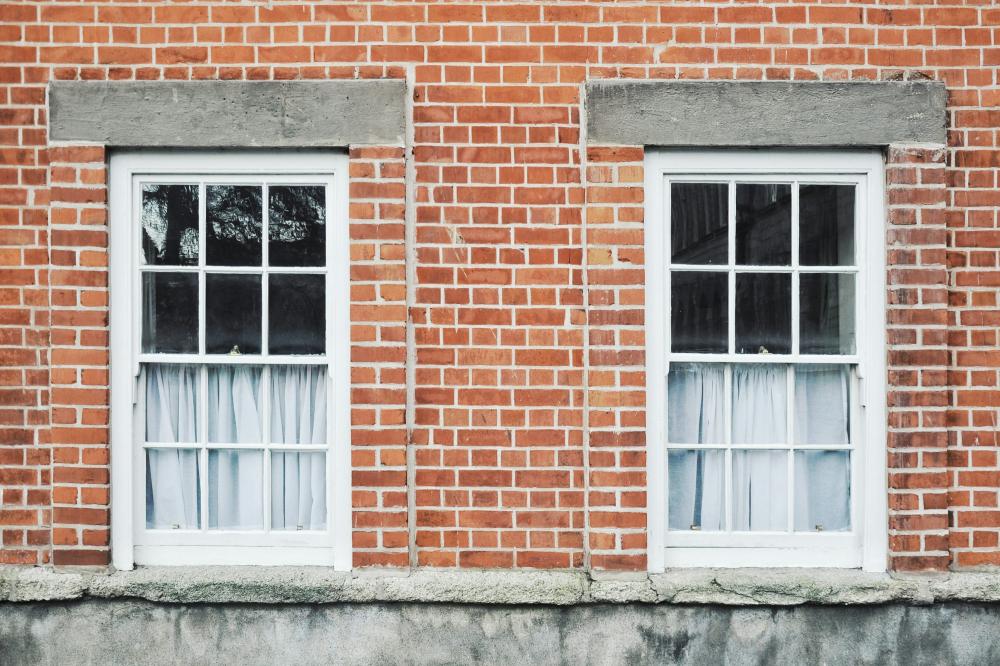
[1,1,998,571]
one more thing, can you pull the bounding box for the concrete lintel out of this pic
[49,80,407,147]
[4,566,1000,606]
[585,80,947,147]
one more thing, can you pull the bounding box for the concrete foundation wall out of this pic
[3,600,999,666]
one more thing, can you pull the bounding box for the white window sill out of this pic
[2,566,999,606]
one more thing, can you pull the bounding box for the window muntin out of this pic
[660,163,875,566]
[134,172,336,555]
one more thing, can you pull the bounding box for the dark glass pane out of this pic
[141,185,198,265]
[207,185,262,266]
[736,273,790,354]
[670,183,728,265]
[142,272,198,353]
[269,274,325,354]
[269,185,326,267]
[800,185,855,266]
[206,274,262,354]
[736,184,791,265]
[800,273,855,354]
[671,271,727,353]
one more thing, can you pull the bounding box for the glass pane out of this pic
[208,366,263,443]
[208,449,264,529]
[269,274,325,354]
[269,185,326,267]
[667,363,725,444]
[670,183,728,265]
[800,273,855,354]
[732,364,787,444]
[671,271,727,353]
[800,184,855,266]
[794,451,850,532]
[141,184,198,266]
[271,451,327,530]
[668,449,724,531]
[271,365,327,444]
[207,185,262,266]
[795,365,850,445]
[736,273,790,354]
[143,364,200,443]
[736,183,791,265]
[732,449,788,531]
[146,448,200,529]
[206,274,262,355]
[141,272,198,353]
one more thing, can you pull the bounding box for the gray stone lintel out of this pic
[586,80,947,147]
[4,565,1000,606]
[49,80,407,147]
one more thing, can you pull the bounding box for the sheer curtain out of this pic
[144,364,200,529]
[667,363,725,530]
[731,365,788,531]
[667,363,852,534]
[144,364,327,531]
[208,366,264,529]
[794,365,851,531]
[270,366,327,530]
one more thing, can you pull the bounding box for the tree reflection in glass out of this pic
[269,185,326,267]
[142,184,198,266]
[207,185,263,266]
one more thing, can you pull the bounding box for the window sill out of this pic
[4,566,1000,606]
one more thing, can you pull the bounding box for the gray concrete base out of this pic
[4,599,999,665]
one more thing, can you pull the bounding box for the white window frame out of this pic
[644,149,887,571]
[109,151,351,569]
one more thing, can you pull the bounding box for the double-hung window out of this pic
[110,152,350,567]
[646,150,886,570]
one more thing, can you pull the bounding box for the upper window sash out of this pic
[664,173,865,365]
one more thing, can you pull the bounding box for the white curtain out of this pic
[270,366,327,530]
[668,363,725,444]
[731,365,787,530]
[667,364,725,530]
[794,451,850,532]
[209,366,262,443]
[794,365,851,531]
[144,363,327,531]
[667,363,852,533]
[143,364,200,529]
[732,449,787,531]
[272,452,326,530]
[795,365,850,444]
[731,364,787,444]
[668,449,724,531]
[206,366,264,529]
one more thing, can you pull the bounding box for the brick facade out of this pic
[1,1,998,571]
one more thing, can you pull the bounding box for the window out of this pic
[645,151,886,570]
[110,152,350,568]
